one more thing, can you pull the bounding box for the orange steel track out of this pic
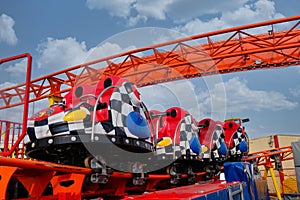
[0,15,300,110]
[0,156,207,199]
[0,157,91,199]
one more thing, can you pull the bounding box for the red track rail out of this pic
[245,146,294,166]
[0,15,300,110]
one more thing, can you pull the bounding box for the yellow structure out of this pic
[48,94,63,107]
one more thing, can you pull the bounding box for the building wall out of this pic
[249,134,300,153]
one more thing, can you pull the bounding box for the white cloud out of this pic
[221,0,284,26]
[175,0,284,35]
[84,0,249,26]
[0,82,25,123]
[166,0,248,23]
[198,77,298,114]
[175,0,285,35]
[87,42,136,61]
[85,0,284,29]
[86,0,135,18]
[139,73,227,122]
[5,59,27,75]
[140,80,204,120]
[36,37,88,70]
[0,13,18,45]
[134,0,173,20]
[86,0,173,26]
[289,87,300,98]
[0,105,24,123]
[36,37,138,73]
[128,14,147,27]
[0,81,16,90]
[175,17,226,36]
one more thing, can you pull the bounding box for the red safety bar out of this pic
[245,146,294,167]
[0,53,32,157]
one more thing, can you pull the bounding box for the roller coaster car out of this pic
[24,76,153,166]
[198,118,227,162]
[149,107,202,184]
[150,107,201,160]
[223,118,249,161]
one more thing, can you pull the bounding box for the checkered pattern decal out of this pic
[155,144,181,156]
[202,124,226,160]
[229,126,248,155]
[211,124,225,159]
[156,114,200,157]
[25,108,92,144]
[179,114,198,156]
[109,82,142,139]
[25,81,150,144]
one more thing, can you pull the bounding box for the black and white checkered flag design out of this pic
[229,126,247,156]
[211,125,225,159]
[202,124,226,160]
[109,82,142,138]
[24,108,92,144]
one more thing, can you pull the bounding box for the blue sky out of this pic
[0,0,300,138]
